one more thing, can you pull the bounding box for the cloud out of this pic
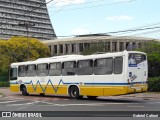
[46,0,85,7]
[71,28,90,35]
[106,15,134,21]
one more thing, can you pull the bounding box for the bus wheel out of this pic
[87,96,98,99]
[40,93,45,96]
[22,86,28,96]
[69,86,81,99]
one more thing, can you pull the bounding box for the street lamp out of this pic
[18,22,35,60]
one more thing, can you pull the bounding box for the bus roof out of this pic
[10,51,146,66]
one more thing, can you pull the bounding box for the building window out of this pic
[60,45,63,53]
[79,43,83,52]
[112,42,117,52]
[119,42,124,51]
[71,44,76,53]
[54,45,57,54]
[105,42,110,52]
[65,44,69,53]
[126,42,130,50]
[132,42,136,50]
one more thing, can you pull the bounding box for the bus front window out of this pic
[128,53,146,67]
[10,68,17,80]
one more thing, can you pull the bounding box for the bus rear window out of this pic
[128,53,146,66]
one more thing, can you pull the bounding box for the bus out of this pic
[9,51,148,99]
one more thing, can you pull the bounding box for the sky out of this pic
[45,0,160,39]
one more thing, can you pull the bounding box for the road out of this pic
[0,88,160,119]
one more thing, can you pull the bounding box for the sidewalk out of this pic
[122,92,160,99]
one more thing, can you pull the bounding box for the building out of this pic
[0,0,56,40]
[43,34,155,56]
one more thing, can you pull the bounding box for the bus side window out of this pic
[18,65,26,77]
[62,61,76,76]
[77,60,93,75]
[94,58,113,75]
[49,62,61,76]
[114,57,123,74]
[37,64,48,76]
[26,64,37,77]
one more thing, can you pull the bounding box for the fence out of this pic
[0,76,9,87]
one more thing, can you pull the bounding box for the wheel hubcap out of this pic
[71,90,76,97]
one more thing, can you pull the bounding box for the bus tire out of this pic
[87,96,98,99]
[22,86,28,96]
[69,86,81,99]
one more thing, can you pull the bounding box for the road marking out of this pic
[0,100,22,104]
[36,102,138,107]
[127,106,144,107]
[2,96,24,100]
[17,107,26,110]
[6,101,41,106]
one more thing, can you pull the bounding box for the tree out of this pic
[136,41,160,77]
[0,36,50,76]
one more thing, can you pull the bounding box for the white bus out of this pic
[10,51,148,99]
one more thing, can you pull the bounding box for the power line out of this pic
[49,0,136,13]
[54,0,76,14]
[56,26,160,37]
[107,26,160,34]
[115,22,160,35]
[48,0,106,9]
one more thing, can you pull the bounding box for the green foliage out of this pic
[136,41,160,77]
[0,76,9,87]
[0,36,50,77]
[148,77,160,91]
[0,82,9,87]
[82,43,106,55]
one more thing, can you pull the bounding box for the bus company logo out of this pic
[2,112,11,117]
[130,75,137,82]
[17,80,22,84]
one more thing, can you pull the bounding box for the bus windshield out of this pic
[10,68,17,80]
[128,53,146,67]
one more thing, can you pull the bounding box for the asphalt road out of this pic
[0,88,160,119]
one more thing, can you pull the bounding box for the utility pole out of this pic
[18,22,35,60]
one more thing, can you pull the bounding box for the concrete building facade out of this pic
[43,35,154,56]
[0,0,56,40]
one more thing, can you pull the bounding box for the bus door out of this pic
[48,62,62,94]
[128,53,147,87]
[113,56,124,95]
[94,58,114,96]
